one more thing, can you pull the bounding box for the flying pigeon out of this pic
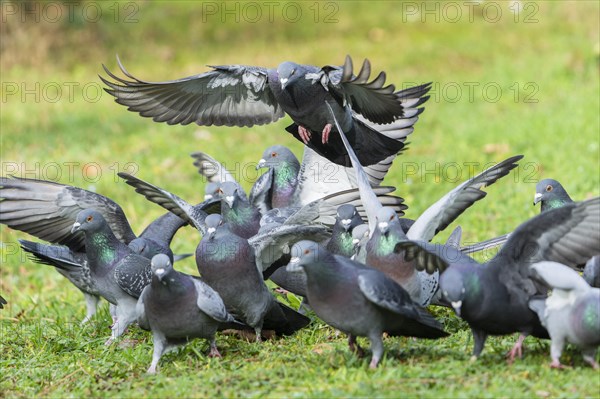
[287,240,448,368]
[137,254,235,374]
[529,261,600,369]
[101,55,431,167]
[403,197,600,361]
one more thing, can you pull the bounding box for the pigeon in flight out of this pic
[101,55,431,166]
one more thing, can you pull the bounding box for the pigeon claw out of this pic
[208,347,222,358]
[321,123,333,144]
[298,125,311,144]
[506,334,526,364]
[549,360,567,369]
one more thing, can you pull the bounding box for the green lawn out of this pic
[1,1,599,397]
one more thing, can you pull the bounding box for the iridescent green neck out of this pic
[373,231,403,257]
[274,162,298,189]
[87,231,117,266]
[542,198,568,212]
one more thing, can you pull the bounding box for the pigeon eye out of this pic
[86,215,93,222]
[291,69,295,76]
[271,152,277,157]
[304,249,310,255]
[217,188,223,194]
[545,185,553,192]
[389,215,394,221]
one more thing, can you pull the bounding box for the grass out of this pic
[1,0,599,397]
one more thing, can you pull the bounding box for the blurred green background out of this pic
[1,1,599,397]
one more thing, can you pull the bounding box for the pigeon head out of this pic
[128,237,148,256]
[277,62,302,90]
[151,254,173,283]
[257,145,296,170]
[336,204,362,232]
[534,178,571,207]
[352,224,370,248]
[71,209,106,234]
[220,181,240,208]
[439,268,466,317]
[204,182,221,201]
[287,240,327,273]
[375,207,398,236]
[205,214,223,239]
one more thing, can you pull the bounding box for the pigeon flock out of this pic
[1,56,599,374]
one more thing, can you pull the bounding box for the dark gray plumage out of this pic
[529,261,600,369]
[137,254,234,374]
[19,239,101,324]
[102,55,431,167]
[197,214,310,339]
[426,197,600,360]
[0,176,187,260]
[326,204,365,258]
[71,209,153,344]
[583,255,600,288]
[287,240,448,368]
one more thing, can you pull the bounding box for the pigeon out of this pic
[219,181,262,239]
[19,239,102,324]
[405,197,600,361]
[0,295,6,309]
[71,209,154,344]
[101,55,431,167]
[528,261,600,369]
[197,214,310,339]
[0,176,188,262]
[286,240,448,368]
[534,178,574,212]
[583,255,600,288]
[326,100,523,306]
[137,254,234,374]
[326,204,365,258]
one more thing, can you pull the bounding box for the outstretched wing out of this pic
[101,57,285,127]
[0,176,136,251]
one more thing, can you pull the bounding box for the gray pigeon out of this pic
[529,261,600,369]
[287,240,448,368]
[219,181,262,239]
[71,209,154,344]
[534,178,574,212]
[326,204,365,258]
[401,197,600,361]
[0,295,6,309]
[583,255,600,288]
[197,214,310,339]
[137,254,234,374]
[102,55,431,167]
[0,177,190,320]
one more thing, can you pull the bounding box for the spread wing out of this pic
[101,56,285,127]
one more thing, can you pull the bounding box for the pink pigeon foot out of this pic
[550,359,566,369]
[208,344,222,358]
[321,123,332,144]
[298,125,311,144]
[506,334,526,364]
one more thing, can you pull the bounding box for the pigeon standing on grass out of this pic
[422,197,600,361]
[70,209,153,344]
[197,214,310,339]
[137,254,234,374]
[286,240,448,368]
[102,55,431,167]
[529,261,600,369]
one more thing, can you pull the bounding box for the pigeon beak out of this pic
[256,159,267,170]
[378,222,389,234]
[341,219,352,231]
[286,256,302,272]
[280,77,288,90]
[206,227,216,239]
[154,267,166,281]
[451,300,462,317]
[533,192,542,205]
[71,222,81,233]
[204,194,213,201]
[224,195,235,208]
